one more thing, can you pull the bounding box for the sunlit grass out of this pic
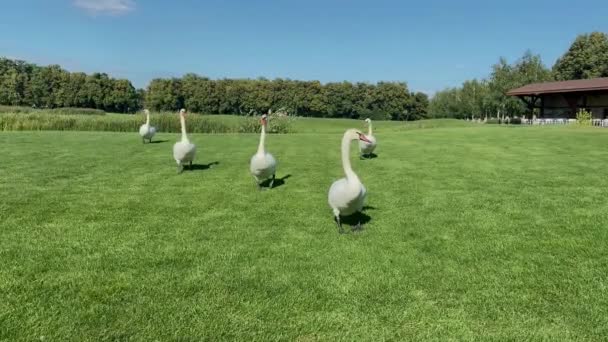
[1,124,607,340]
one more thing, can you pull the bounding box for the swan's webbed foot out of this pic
[352,221,363,232]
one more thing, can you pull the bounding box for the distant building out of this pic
[507,78,608,119]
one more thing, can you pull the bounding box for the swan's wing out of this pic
[265,153,277,172]
[328,178,349,208]
[357,184,367,211]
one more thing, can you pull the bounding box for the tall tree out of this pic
[487,51,552,116]
[553,32,608,80]
[145,78,183,111]
[408,92,430,120]
[429,51,551,118]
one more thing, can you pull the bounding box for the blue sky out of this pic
[1,0,607,94]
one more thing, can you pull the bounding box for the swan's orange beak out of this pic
[358,133,371,143]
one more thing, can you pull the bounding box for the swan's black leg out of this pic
[353,220,363,231]
[269,174,275,189]
[335,216,343,234]
[189,161,192,169]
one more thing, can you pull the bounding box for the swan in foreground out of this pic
[139,109,156,143]
[250,113,277,189]
[173,109,196,173]
[359,118,377,158]
[328,129,371,232]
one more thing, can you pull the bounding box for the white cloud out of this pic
[73,0,135,16]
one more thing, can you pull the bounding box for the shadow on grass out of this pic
[149,139,169,144]
[339,210,373,233]
[260,174,292,189]
[360,153,378,159]
[186,161,219,171]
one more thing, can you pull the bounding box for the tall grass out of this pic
[0,112,292,134]
[0,110,470,134]
[0,105,106,115]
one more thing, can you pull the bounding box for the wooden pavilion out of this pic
[507,78,608,119]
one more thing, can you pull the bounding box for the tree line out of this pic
[0,58,141,113]
[146,76,429,120]
[429,32,608,119]
[0,57,429,119]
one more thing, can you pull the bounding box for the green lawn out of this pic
[1,122,607,340]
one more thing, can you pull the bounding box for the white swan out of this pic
[250,113,277,189]
[359,118,377,158]
[328,129,371,232]
[139,109,156,143]
[172,109,196,173]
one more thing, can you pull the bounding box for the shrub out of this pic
[576,109,592,126]
[486,118,500,124]
[238,113,293,134]
[510,117,522,125]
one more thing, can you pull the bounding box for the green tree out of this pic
[324,82,355,118]
[408,92,430,120]
[488,51,552,116]
[145,78,183,111]
[553,32,608,80]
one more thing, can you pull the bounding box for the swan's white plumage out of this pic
[359,118,377,155]
[250,114,277,184]
[328,178,367,216]
[139,109,156,142]
[173,109,196,168]
[250,152,276,182]
[328,129,368,218]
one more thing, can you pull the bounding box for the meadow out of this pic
[1,119,608,340]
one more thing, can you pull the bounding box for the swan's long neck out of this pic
[341,134,359,183]
[367,121,373,136]
[257,123,266,155]
[180,115,188,142]
[145,112,150,125]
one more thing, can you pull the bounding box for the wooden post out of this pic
[540,96,545,118]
